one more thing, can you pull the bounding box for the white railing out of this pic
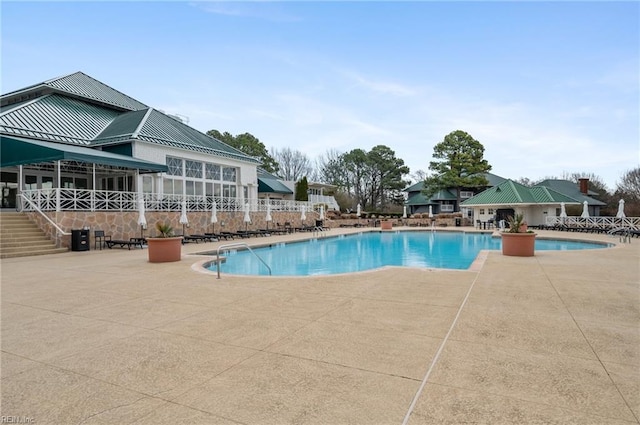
[545,216,640,230]
[18,193,70,236]
[19,189,316,214]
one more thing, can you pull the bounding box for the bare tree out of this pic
[272,147,313,181]
[617,167,640,202]
[410,169,427,184]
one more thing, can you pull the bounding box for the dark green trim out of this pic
[0,135,168,173]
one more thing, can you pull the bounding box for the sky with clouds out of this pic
[2,1,638,190]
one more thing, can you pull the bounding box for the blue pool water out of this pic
[208,231,609,276]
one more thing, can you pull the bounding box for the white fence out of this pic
[19,189,315,213]
[545,216,640,230]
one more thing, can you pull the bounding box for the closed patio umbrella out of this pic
[210,201,218,233]
[616,199,626,218]
[580,201,589,218]
[428,205,434,218]
[137,198,147,239]
[300,205,306,225]
[265,203,272,229]
[319,205,325,220]
[179,199,189,235]
[244,202,251,231]
[559,202,567,218]
[402,205,407,219]
[356,203,361,217]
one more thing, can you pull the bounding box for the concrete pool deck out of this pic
[1,227,638,424]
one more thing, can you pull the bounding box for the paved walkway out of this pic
[1,227,638,424]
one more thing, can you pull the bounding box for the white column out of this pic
[56,160,61,212]
[91,163,96,212]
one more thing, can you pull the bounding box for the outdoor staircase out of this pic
[0,211,68,258]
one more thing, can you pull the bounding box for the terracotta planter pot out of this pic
[147,237,183,263]
[381,221,393,230]
[501,232,536,257]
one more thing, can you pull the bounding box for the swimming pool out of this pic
[207,231,610,276]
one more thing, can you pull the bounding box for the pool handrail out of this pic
[216,242,272,279]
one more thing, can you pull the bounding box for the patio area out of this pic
[1,227,638,424]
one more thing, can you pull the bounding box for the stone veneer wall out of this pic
[27,211,325,249]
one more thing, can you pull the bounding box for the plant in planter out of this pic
[147,222,183,263]
[501,213,536,257]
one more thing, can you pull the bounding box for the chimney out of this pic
[578,178,589,195]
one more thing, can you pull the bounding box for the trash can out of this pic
[71,229,90,251]
[455,218,461,227]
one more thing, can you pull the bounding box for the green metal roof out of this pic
[536,179,606,206]
[2,71,147,111]
[1,73,261,165]
[461,180,580,206]
[0,94,121,144]
[0,135,168,173]
[92,108,261,164]
[405,191,432,206]
[257,169,293,194]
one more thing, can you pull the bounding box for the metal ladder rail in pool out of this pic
[608,226,633,243]
[216,242,272,279]
[311,226,326,238]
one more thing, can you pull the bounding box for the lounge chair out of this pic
[205,232,234,240]
[105,238,144,250]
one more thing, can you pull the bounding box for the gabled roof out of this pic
[94,108,260,163]
[536,179,606,206]
[405,191,431,206]
[1,73,261,165]
[1,71,147,112]
[0,94,121,144]
[257,169,293,194]
[461,180,581,206]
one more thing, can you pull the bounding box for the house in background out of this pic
[404,172,507,216]
[461,179,584,226]
[256,169,340,211]
[535,178,607,217]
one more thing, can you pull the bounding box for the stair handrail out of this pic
[18,193,70,236]
[216,242,271,279]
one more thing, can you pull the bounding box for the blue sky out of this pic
[2,1,638,190]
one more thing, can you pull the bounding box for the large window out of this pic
[206,163,221,180]
[223,184,237,198]
[185,160,202,178]
[163,178,182,195]
[222,167,236,182]
[185,180,203,196]
[166,157,183,176]
[142,176,153,193]
[165,156,238,199]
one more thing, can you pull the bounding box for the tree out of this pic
[515,177,534,187]
[617,167,640,202]
[367,145,410,209]
[272,147,313,181]
[295,176,309,201]
[424,130,492,211]
[206,129,279,174]
[561,171,610,195]
[316,149,349,188]
[615,167,640,216]
[342,148,371,209]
